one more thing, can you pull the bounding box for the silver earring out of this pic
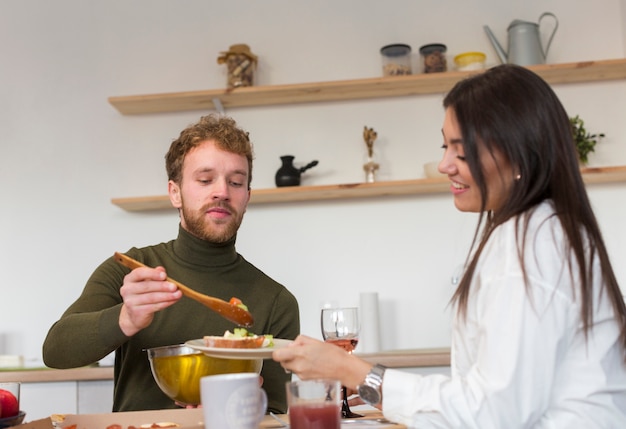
[515,174,521,180]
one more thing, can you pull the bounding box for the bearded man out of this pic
[43,114,300,413]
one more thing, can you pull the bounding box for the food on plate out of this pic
[203,328,273,349]
[0,388,19,418]
[52,414,67,425]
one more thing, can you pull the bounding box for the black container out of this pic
[275,155,319,187]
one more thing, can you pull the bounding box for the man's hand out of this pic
[119,266,182,336]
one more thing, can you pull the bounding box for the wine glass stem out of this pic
[341,385,363,418]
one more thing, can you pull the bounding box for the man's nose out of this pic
[211,178,230,200]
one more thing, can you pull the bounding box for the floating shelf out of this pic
[109,59,626,212]
[108,59,626,115]
[111,166,626,211]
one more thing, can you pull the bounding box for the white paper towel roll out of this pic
[359,292,381,353]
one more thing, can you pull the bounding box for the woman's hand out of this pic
[272,335,372,389]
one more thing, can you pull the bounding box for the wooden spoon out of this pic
[113,252,254,328]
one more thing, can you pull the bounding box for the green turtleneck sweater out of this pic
[42,225,300,413]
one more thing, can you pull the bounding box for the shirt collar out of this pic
[172,224,238,267]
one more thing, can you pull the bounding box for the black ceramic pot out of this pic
[275,155,319,187]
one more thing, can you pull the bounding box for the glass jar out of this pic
[453,51,486,71]
[419,43,447,73]
[380,43,412,76]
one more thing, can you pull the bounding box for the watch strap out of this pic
[358,363,386,406]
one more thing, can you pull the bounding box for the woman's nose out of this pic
[438,159,450,175]
[438,156,457,176]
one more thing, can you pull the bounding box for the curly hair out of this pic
[165,114,254,188]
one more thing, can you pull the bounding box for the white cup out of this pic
[200,373,267,429]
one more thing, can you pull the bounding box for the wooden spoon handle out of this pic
[113,252,254,327]
[114,252,199,298]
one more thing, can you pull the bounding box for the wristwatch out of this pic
[357,364,386,406]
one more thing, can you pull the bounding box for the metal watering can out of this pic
[484,12,558,66]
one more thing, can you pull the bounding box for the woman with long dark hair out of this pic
[273,65,626,427]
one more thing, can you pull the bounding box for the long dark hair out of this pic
[444,64,626,352]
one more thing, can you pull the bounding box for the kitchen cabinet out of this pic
[108,59,626,212]
[19,380,114,420]
[0,366,114,420]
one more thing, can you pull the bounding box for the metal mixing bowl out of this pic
[147,344,263,406]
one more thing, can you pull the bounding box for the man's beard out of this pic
[180,200,244,243]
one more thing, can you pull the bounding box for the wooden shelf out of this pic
[108,58,626,115]
[111,166,626,211]
[359,348,450,368]
[109,59,626,212]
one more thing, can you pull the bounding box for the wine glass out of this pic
[321,307,363,418]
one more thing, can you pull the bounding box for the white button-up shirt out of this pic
[382,201,626,428]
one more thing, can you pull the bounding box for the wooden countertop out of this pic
[0,365,114,383]
[0,348,450,384]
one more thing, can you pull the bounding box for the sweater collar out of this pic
[173,224,238,267]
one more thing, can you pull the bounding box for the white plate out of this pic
[185,338,293,359]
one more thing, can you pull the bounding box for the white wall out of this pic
[623,0,626,48]
[1,0,625,363]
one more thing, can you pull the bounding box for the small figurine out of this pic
[363,126,379,183]
[217,44,258,89]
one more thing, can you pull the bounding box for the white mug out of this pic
[200,373,267,429]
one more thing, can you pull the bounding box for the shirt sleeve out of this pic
[42,256,130,368]
[381,218,578,428]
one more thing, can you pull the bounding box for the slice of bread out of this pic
[203,335,266,349]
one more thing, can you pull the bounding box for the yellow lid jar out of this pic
[453,52,486,71]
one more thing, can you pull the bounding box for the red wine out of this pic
[289,403,341,429]
[325,338,358,353]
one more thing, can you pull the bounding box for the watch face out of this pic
[358,385,381,406]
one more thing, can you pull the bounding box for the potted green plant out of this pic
[570,115,605,165]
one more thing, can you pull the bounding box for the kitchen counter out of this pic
[0,348,450,384]
[0,365,114,383]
